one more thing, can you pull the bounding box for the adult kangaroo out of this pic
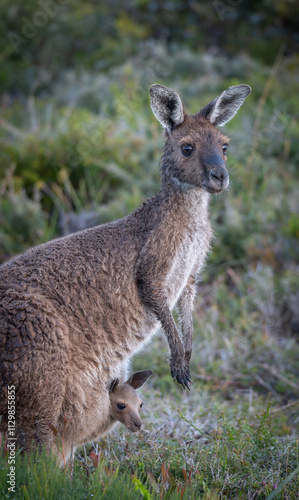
[0,83,251,460]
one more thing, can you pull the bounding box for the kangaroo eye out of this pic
[181,144,193,157]
[117,403,126,410]
[222,144,229,154]
[140,403,143,409]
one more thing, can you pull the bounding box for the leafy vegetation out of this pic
[1,406,298,498]
[0,1,299,498]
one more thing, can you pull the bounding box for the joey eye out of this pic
[140,403,143,409]
[117,403,126,410]
[181,144,193,157]
[222,144,229,154]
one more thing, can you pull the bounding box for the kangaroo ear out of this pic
[150,84,185,133]
[108,378,119,393]
[199,84,251,127]
[126,370,153,390]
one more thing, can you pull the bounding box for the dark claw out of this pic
[185,367,192,384]
[176,373,184,387]
[186,379,191,390]
[170,360,192,389]
[176,372,192,390]
[186,372,192,387]
[182,376,190,390]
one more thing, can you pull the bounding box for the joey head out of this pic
[109,370,153,432]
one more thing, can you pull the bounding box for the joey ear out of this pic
[150,84,185,133]
[199,84,251,127]
[108,378,119,393]
[126,370,153,390]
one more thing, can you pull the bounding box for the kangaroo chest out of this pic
[166,223,211,309]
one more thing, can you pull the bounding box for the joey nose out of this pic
[134,420,142,430]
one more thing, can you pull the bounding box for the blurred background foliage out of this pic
[0,1,299,496]
[0,0,299,263]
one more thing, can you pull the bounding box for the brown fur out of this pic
[109,370,152,432]
[0,83,251,462]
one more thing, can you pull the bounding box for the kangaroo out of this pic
[109,370,153,432]
[51,370,152,466]
[0,83,251,462]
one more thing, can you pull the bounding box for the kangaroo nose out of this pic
[210,168,228,183]
[134,420,142,430]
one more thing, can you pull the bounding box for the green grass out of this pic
[1,405,298,498]
[0,444,151,499]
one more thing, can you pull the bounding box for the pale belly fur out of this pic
[127,226,210,357]
[166,227,210,310]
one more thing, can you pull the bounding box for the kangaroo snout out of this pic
[130,418,142,432]
[209,167,229,191]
